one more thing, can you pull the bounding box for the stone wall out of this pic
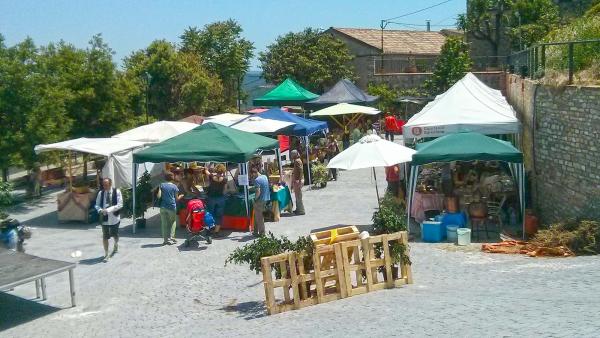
[505,73,600,223]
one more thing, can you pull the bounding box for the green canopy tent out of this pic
[131,123,279,233]
[253,79,320,187]
[407,132,526,238]
[253,78,319,107]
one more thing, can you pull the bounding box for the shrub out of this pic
[225,233,314,275]
[0,182,12,220]
[311,163,329,187]
[121,171,153,218]
[531,219,600,255]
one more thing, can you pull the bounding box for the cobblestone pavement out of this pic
[2,168,600,337]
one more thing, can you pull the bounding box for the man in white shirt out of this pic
[95,178,123,262]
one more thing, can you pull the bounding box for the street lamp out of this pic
[144,72,152,124]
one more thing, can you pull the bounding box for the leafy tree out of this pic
[457,0,511,61]
[458,0,561,54]
[507,0,560,49]
[123,40,226,120]
[259,28,355,92]
[424,37,472,95]
[180,19,254,108]
[367,83,398,113]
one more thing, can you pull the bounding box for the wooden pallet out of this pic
[261,231,412,315]
[310,225,359,246]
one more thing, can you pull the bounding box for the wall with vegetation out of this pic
[506,73,600,223]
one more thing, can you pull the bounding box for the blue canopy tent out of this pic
[256,108,329,185]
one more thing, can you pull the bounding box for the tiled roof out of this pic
[330,27,450,55]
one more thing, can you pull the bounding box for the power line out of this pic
[386,21,456,28]
[382,0,455,22]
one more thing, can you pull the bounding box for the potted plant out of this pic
[122,171,153,228]
[371,193,411,278]
[311,163,329,188]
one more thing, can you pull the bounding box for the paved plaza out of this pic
[2,167,600,337]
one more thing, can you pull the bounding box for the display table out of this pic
[57,190,97,223]
[410,192,444,223]
[222,193,255,231]
[0,250,76,307]
[270,186,293,222]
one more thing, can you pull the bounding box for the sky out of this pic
[0,0,465,70]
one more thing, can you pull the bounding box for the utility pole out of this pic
[380,20,388,73]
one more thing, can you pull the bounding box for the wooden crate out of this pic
[310,225,359,246]
[339,232,413,297]
[261,231,412,315]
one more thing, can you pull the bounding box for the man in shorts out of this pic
[95,178,123,262]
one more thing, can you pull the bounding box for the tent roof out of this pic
[253,78,319,106]
[412,132,523,165]
[403,73,520,139]
[310,103,380,117]
[178,115,204,124]
[305,79,378,108]
[257,108,328,136]
[133,123,279,164]
[35,138,145,157]
[203,113,247,127]
[113,121,198,144]
[230,116,295,134]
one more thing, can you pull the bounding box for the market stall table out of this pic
[410,192,445,224]
[0,250,76,307]
[270,186,293,221]
[57,189,97,223]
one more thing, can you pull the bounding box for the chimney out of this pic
[426,20,431,32]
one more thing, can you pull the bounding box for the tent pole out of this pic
[373,167,381,208]
[331,116,344,129]
[243,162,250,231]
[67,151,73,192]
[132,163,138,234]
[520,163,526,240]
[304,136,312,186]
[275,147,283,179]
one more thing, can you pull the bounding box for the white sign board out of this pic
[237,174,249,186]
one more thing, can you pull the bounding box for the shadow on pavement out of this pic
[177,242,208,252]
[0,292,60,332]
[78,256,105,265]
[221,300,266,320]
[18,211,98,231]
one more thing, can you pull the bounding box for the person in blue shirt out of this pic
[252,167,270,236]
[158,172,182,245]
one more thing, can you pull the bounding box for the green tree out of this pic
[367,83,398,113]
[259,28,355,92]
[424,37,472,95]
[508,0,560,49]
[124,40,225,120]
[457,0,511,61]
[180,19,254,109]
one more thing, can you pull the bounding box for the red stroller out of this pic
[184,199,214,247]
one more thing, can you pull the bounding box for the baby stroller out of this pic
[184,199,215,247]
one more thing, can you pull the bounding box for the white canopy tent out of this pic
[203,113,247,127]
[403,73,520,140]
[34,138,146,188]
[310,103,380,117]
[230,116,295,134]
[112,121,198,144]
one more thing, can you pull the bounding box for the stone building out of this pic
[325,27,461,89]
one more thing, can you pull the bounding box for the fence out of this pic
[506,39,600,84]
[260,231,413,315]
[373,55,511,75]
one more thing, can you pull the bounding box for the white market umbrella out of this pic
[230,116,295,134]
[327,134,416,206]
[113,121,198,144]
[310,103,380,130]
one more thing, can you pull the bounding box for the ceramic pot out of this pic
[469,202,488,218]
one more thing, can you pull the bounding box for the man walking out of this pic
[252,167,270,236]
[291,150,305,215]
[95,178,123,262]
[384,112,398,141]
[158,172,181,246]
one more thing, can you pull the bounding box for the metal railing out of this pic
[506,39,600,84]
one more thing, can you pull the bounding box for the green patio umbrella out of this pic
[253,78,319,106]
